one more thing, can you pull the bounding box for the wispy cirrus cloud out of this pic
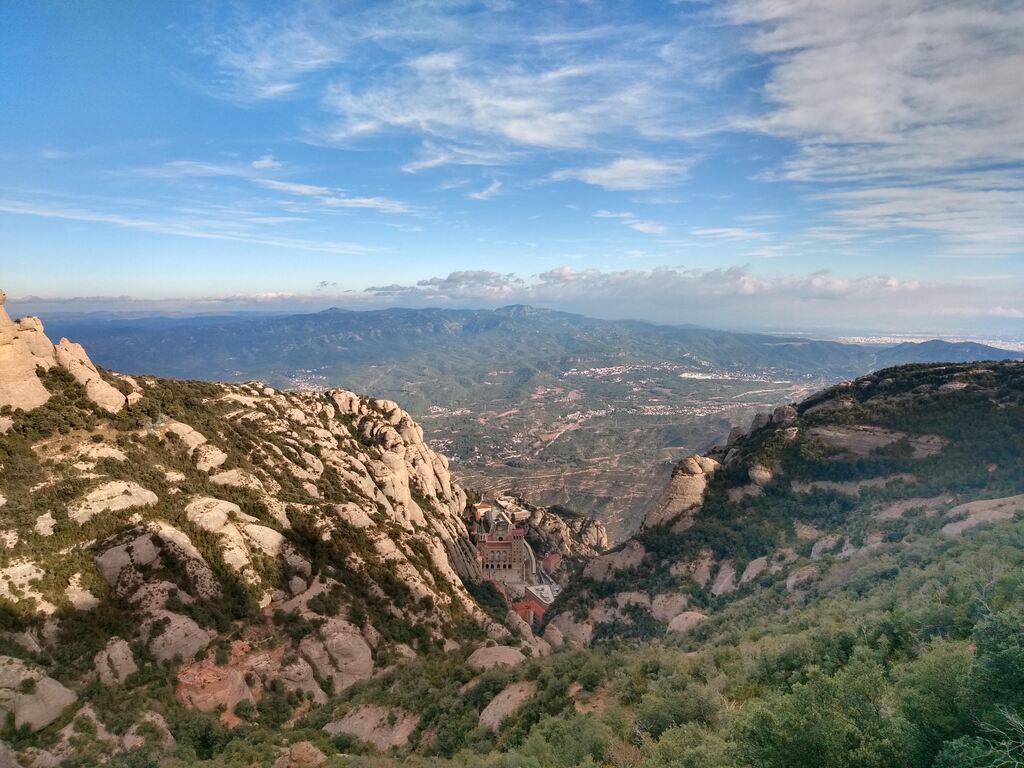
[692,227,768,241]
[467,180,502,201]
[198,4,349,101]
[132,158,415,215]
[594,210,667,236]
[0,198,372,255]
[552,156,692,190]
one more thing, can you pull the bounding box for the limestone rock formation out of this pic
[479,681,536,730]
[467,645,527,671]
[0,290,127,413]
[582,540,646,581]
[0,656,76,732]
[54,338,127,413]
[94,638,138,685]
[643,454,719,529]
[323,705,419,751]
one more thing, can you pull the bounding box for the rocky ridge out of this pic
[0,296,548,762]
[546,361,1024,647]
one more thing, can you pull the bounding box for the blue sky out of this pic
[1,0,1023,332]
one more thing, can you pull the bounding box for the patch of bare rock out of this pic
[69,480,158,524]
[941,494,1024,535]
[323,705,419,751]
[0,656,76,732]
[644,455,719,530]
[467,645,526,671]
[480,681,536,730]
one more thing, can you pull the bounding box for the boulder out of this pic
[273,741,327,768]
[299,617,373,693]
[748,464,773,487]
[740,556,769,584]
[711,561,737,596]
[175,659,254,715]
[194,444,228,473]
[147,612,214,663]
[651,592,690,621]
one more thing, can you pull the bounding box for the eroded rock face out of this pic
[479,680,535,730]
[95,638,138,685]
[0,299,128,412]
[54,339,127,413]
[0,656,76,732]
[583,540,646,581]
[299,617,373,694]
[643,455,719,529]
[0,291,56,411]
[467,645,526,671]
[323,705,419,751]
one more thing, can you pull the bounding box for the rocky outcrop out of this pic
[272,741,327,768]
[667,611,707,634]
[69,481,158,524]
[0,291,130,414]
[53,338,127,413]
[479,681,536,730]
[643,455,718,529]
[467,645,526,671]
[0,656,76,732]
[323,705,419,751]
[0,290,56,411]
[95,638,138,685]
[299,617,374,693]
[583,539,646,581]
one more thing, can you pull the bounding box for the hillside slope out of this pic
[548,360,1024,646]
[0,297,558,765]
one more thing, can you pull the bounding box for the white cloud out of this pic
[552,156,692,190]
[593,210,667,236]
[692,227,767,241]
[200,5,349,101]
[468,180,502,201]
[725,0,1024,257]
[252,154,282,169]
[254,178,330,196]
[356,264,1014,329]
[0,198,373,255]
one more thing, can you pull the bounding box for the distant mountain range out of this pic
[45,304,1021,384]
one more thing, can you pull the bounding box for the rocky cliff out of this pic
[546,361,1024,648]
[0,297,544,763]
